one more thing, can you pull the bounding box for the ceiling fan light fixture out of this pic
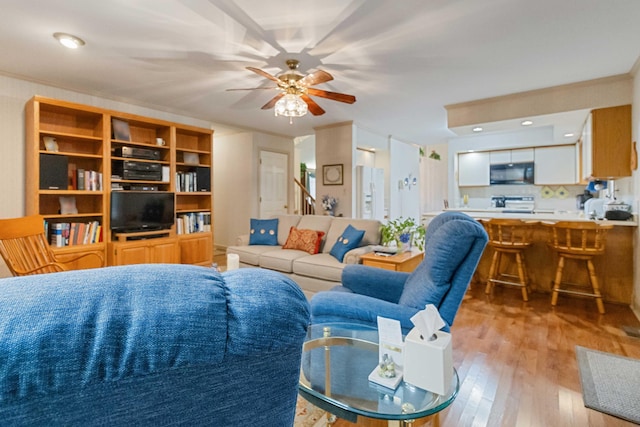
[53,32,85,49]
[274,93,308,124]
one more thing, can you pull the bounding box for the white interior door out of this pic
[260,150,288,218]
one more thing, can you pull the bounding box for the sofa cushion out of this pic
[249,218,279,245]
[259,248,311,273]
[329,224,365,262]
[226,244,282,266]
[283,227,325,254]
[297,215,334,251]
[292,253,347,282]
[323,218,381,254]
[274,214,302,246]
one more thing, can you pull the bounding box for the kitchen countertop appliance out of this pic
[576,190,594,211]
[490,195,535,213]
[604,200,633,220]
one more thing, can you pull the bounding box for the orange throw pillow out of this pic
[283,226,325,254]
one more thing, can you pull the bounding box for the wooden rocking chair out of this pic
[0,215,104,276]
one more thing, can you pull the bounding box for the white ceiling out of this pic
[1,0,639,143]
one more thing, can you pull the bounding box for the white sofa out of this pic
[226,214,382,298]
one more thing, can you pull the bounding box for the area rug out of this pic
[576,345,640,424]
[294,395,326,427]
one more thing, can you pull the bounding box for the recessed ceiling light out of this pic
[521,120,533,126]
[53,32,85,49]
[564,133,575,138]
[472,127,483,132]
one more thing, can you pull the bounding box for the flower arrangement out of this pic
[321,195,337,211]
[380,217,426,251]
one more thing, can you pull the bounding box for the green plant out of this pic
[380,217,426,251]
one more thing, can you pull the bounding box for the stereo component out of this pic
[40,154,68,190]
[113,146,161,160]
[112,160,163,181]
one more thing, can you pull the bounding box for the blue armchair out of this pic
[0,264,310,426]
[310,212,488,334]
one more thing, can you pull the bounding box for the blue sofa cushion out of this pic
[249,218,278,245]
[329,224,365,262]
[398,219,481,309]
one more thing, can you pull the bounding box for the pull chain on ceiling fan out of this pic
[227,59,356,124]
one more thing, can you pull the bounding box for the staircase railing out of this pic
[294,178,316,215]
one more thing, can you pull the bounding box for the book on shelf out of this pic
[76,169,102,191]
[68,163,77,189]
[46,221,102,247]
[77,169,85,190]
[176,212,211,235]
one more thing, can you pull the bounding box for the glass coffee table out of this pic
[299,323,459,427]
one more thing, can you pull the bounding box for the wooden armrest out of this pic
[55,251,105,268]
[13,262,67,275]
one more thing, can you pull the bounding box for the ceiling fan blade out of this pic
[299,70,333,87]
[306,88,356,104]
[301,95,325,116]
[246,67,281,83]
[261,93,285,110]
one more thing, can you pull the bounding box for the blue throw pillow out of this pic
[330,224,365,262]
[249,218,278,245]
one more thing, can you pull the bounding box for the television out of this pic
[110,191,175,232]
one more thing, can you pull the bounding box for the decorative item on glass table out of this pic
[321,195,337,216]
[380,217,426,252]
[368,316,404,390]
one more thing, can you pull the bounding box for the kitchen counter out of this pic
[422,208,638,227]
[423,209,636,305]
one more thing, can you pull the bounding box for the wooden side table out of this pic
[360,250,424,272]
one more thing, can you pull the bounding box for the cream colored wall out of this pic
[420,143,449,213]
[213,131,294,248]
[389,138,420,220]
[446,75,633,128]
[315,122,356,217]
[213,132,254,248]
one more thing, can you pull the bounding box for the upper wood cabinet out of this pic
[458,152,490,186]
[581,105,632,180]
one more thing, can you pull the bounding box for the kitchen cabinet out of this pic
[458,152,490,186]
[490,148,534,164]
[534,144,578,185]
[581,105,631,180]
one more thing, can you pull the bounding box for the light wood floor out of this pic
[330,281,640,427]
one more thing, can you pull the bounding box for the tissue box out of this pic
[403,328,452,395]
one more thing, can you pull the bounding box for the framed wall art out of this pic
[323,164,343,186]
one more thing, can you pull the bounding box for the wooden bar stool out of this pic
[544,221,612,314]
[480,219,537,301]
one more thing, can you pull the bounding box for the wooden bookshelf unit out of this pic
[26,96,214,269]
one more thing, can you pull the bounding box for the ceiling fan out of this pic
[228,59,356,122]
